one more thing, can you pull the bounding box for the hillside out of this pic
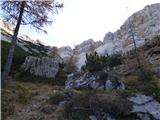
[1,3,160,120]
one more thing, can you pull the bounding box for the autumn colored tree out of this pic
[50,47,59,58]
[128,15,147,80]
[1,1,63,85]
[65,48,79,73]
[87,43,96,55]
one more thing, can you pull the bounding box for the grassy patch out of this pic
[1,79,58,120]
[14,69,66,86]
[62,90,132,120]
[124,74,160,101]
[1,81,33,119]
[48,91,68,105]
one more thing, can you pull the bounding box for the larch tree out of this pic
[1,1,63,86]
[50,46,59,58]
[87,43,96,55]
[65,48,79,74]
[50,46,63,62]
[128,15,147,80]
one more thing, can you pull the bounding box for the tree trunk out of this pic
[1,1,26,86]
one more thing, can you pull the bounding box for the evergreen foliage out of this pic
[83,52,123,72]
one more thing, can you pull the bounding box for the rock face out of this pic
[58,46,73,61]
[22,56,59,78]
[65,71,125,90]
[128,94,160,120]
[74,39,103,54]
[99,3,160,54]
[76,3,160,69]
[89,114,115,120]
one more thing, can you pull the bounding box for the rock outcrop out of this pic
[74,39,103,54]
[128,94,160,120]
[99,3,160,55]
[58,46,73,61]
[65,71,125,90]
[76,3,160,69]
[88,94,160,120]
[21,56,59,78]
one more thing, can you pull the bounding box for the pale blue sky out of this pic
[19,0,160,48]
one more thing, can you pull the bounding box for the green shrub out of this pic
[83,52,123,72]
[48,91,67,105]
[1,41,30,73]
[14,67,66,86]
[143,82,160,102]
[64,91,91,120]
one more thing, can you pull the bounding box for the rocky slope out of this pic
[76,3,160,69]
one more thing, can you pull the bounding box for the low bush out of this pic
[83,52,123,72]
[48,91,67,105]
[62,90,132,120]
[143,81,160,102]
[1,41,30,73]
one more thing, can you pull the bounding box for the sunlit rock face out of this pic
[21,56,59,78]
[58,46,73,61]
[76,3,160,69]
[98,3,160,55]
[73,39,103,54]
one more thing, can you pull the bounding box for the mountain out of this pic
[1,3,160,70]
[99,3,160,54]
[1,3,160,120]
[76,3,160,69]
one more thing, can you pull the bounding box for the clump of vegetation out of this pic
[54,68,67,86]
[143,81,160,101]
[124,74,160,101]
[1,90,16,120]
[48,91,67,105]
[83,52,123,72]
[62,90,132,120]
[143,35,160,50]
[1,81,33,119]
[63,91,92,120]
[1,41,30,73]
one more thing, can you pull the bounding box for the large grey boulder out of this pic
[21,56,59,78]
[89,114,116,120]
[65,71,125,90]
[128,94,160,120]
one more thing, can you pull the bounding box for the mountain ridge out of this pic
[1,3,160,69]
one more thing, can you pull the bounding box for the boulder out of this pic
[21,56,59,78]
[128,94,160,120]
[89,114,116,120]
[89,94,160,120]
[65,70,125,90]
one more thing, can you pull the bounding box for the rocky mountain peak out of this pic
[76,3,160,69]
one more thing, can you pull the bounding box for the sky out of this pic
[19,0,160,48]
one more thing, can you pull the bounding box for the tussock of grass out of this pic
[61,90,132,120]
[1,81,32,119]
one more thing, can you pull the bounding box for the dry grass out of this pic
[1,78,61,120]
